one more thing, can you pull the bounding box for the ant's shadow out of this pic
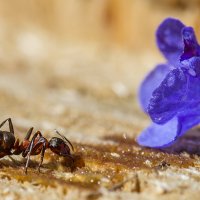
[162,127,200,155]
[0,154,85,172]
[0,157,39,170]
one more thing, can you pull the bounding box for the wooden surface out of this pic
[0,44,200,200]
[0,1,200,199]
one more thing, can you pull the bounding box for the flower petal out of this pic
[137,102,200,148]
[148,66,200,124]
[137,117,180,148]
[184,74,200,103]
[181,57,200,77]
[148,68,187,124]
[180,27,200,61]
[138,64,170,111]
[178,105,200,136]
[156,18,185,64]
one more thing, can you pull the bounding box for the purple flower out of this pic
[137,18,200,148]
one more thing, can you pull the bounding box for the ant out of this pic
[0,118,74,174]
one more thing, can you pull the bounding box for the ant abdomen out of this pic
[0,131,15,151]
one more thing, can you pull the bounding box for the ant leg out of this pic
[8,118,14,134]
[24,152,31,174]
[24,127,34,140]
[23,132,42,174]
[22,131,42,157]
[0,118,14,134]
[27,135,47,173]
[37,140,47,173]
[12,128,34,156]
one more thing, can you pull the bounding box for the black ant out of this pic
[0,118,74,174]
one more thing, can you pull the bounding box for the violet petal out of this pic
[181,57,200,77]
[148,68,187,124]
[148,67,200,124]
[137,110,200,148]
[156,18,185,64]
[138,64,170,111]
[137,117,180,148]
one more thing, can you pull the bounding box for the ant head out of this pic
[48,130,74,156]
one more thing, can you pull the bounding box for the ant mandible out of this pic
[0,118,74,174]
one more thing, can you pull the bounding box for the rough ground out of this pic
[0,44,200,200]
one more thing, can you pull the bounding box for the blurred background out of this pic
[0,0,199,50]
[0,0,199,138]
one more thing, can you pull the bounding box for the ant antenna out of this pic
[54,129,74,152]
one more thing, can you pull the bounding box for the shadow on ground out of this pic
[163,127,200,155]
